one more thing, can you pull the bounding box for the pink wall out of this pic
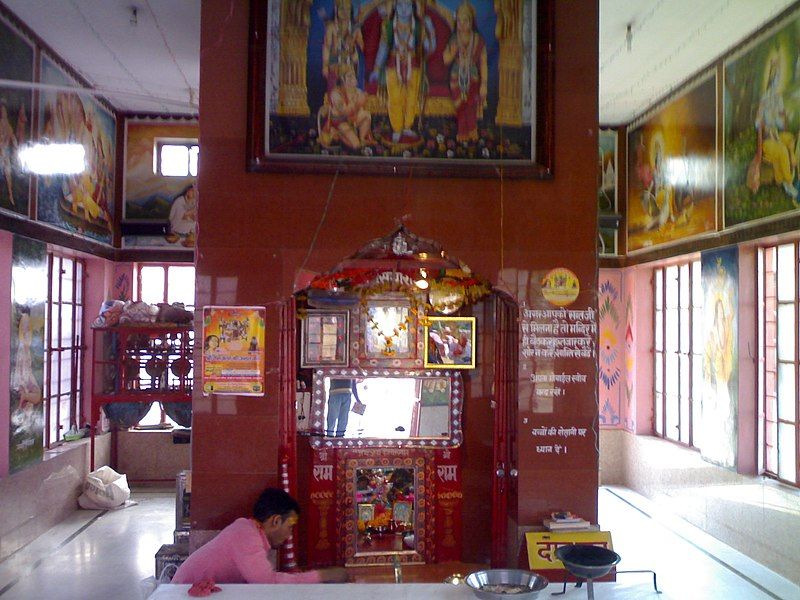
[737,245,757,476]
[82,256,116,427]
[598,269,624,428]
[620,266,654,434]
[0,230,12,476]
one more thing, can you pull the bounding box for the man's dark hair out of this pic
[253,488,301,522]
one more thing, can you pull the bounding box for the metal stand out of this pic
[615,569,662,593]
[551,570,661,597]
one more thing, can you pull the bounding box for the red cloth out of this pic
[172,518,322,585]
[187,579,221,597]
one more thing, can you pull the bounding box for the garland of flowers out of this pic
[358,282,428,356]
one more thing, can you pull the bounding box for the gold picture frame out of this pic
[424,316,476,369]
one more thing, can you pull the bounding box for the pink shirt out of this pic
[172,518,322,584]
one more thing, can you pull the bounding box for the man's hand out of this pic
[318,567,349,583]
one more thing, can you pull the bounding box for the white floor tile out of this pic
[0,486,797,600]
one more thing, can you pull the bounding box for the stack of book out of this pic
[543,511,598,531]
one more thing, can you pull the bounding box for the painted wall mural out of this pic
[0,16,33,217]
[598,271,622,427]
[724,8,800,227]
[700,247,738,469]
[627,73,717,252]
[9,235,47,472]
[621,290,635,433]
[123,121,199,248]
[37,56,116,245]
[598,128,617,255]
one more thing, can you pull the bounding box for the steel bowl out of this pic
[555,544,621,580]
[465,569,549,599]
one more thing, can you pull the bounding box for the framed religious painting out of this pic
[247,0,555,178]
[424,315,475,369]
[301,310,349,367]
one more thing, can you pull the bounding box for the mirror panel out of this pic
[309,369,463,449]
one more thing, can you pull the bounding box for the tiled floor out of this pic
[0,486,798,600]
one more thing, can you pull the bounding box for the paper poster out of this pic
[201,306,266,395]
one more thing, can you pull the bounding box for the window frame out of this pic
[653,258,702,448]
[758,242,800,487]
[154,138,199,177]
[134,262,195,428]
[44,253,86,448]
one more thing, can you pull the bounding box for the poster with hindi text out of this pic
[201,306,266,395]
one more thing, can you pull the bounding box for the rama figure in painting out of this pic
[369,0,437,144]
[747,54,800,204]
[322,0,364,93]
[443,1,487,142]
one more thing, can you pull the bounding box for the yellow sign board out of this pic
[525,531,614,571]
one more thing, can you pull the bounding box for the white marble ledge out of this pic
[149,583,475,599]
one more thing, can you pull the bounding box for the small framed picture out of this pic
[424,316,476,369]
[362,300,415,359]
[392,500,413,525]
[357,503,375,524]
[301,310,349,368]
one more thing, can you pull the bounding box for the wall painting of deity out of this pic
[247,0,554,177]
[9,235,47,472]
[122,121,199,249]
[700,246,738,469]
[626,72,718,252]
[36,56,116,245]
[598,128,617,255]
[0,15,34,217]
[724,7,800,227]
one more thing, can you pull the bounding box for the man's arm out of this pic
[351,380,361,404]
[232,536,322,584]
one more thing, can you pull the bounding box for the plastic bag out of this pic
[78,466,131,509]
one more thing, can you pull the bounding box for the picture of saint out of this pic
[165,183,198,247]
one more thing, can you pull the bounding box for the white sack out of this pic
[78,465,131,509]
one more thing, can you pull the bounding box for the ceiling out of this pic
[600,0,796,125]
[2,0,797,122]
[2,0,200,115]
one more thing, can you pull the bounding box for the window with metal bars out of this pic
[135,263,195,427]
[653,260,703,446]
[44,254,85,447]
[758,243,799,486]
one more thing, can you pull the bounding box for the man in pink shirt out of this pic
[172,488,347,584]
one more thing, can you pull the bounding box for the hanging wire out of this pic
[299,168,340,274]
[144,0,195,103]
[602,0,736,113]
[68,0,167,112]
[600,0,667,73]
